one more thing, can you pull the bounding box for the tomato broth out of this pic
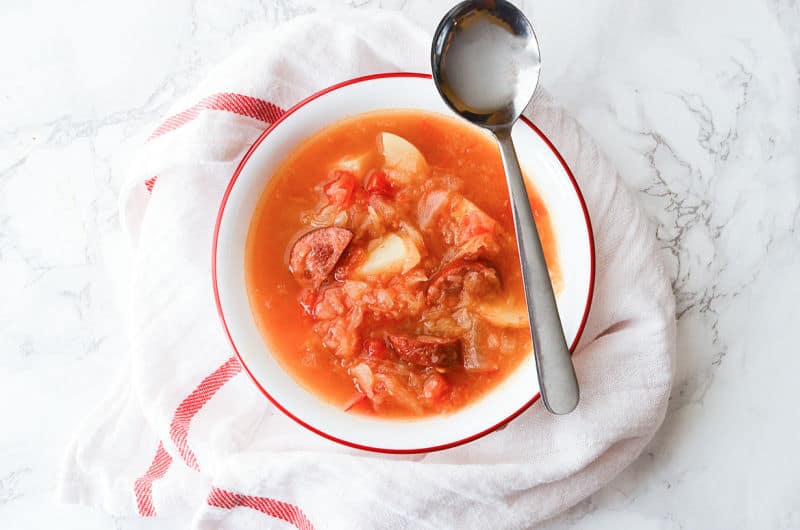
[246,109,560,418]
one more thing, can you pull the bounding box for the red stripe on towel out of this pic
[207,486,315,530]
[148,93,286,141]
[169,356,242,470]
[132,352,313,525]
[134,442,173,517]
[132,356,241,516]
[144,176,158,192]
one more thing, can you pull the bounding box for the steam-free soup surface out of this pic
[246,109,560,418]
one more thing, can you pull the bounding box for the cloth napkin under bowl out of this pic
[59,10,675,529]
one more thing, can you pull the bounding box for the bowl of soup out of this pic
[213,73,594,453]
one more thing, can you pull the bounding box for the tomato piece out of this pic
[363,338,389,360]
[365,170,394,197]
[324,170,357,207]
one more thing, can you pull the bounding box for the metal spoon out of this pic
[431,0,579,414]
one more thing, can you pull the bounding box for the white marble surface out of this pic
[1,0,798,528]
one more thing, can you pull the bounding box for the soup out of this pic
[246,109,560,418]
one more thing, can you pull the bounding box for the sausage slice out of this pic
[387,335,461,368]
[289,227,353,288]
[426,259,500,307]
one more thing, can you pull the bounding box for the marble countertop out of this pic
[1,0,799,528]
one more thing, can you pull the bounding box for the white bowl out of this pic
[213,73,595,453]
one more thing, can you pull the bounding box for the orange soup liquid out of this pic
[246,110,559,416]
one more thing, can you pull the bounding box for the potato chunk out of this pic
[476,299,529,329]
[334,149,383,179]
[379,132,430,184]
[353,232,421,279]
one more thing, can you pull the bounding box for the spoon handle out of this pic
[494,129,580,415]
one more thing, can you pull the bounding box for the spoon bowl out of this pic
[432,0,580,414]
[431,0,541,128]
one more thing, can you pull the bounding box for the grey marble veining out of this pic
[0,1,798,528]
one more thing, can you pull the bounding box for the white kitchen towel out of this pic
[59,9,675,529]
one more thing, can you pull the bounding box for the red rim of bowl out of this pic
[212,72,596,454]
